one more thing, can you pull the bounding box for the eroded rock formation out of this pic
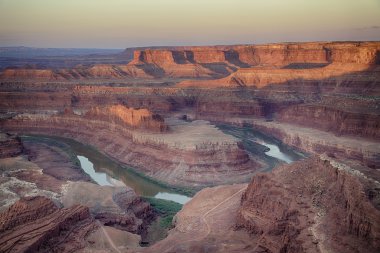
[62,182,153,235]
[236,156,380,253]
[139,157,380,253]
[0,196,96,253]
[85,104,168,132]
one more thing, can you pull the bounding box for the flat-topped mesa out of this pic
[1,42,379,81]
[131,47,226,65]
[85,105,168,132]
[130,42,380,67]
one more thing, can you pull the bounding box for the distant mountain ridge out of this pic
[0,47,123,58]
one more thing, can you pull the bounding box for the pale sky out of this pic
[0,0,379,48]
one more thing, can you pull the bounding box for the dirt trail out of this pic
[96,221,122,253]
[160,185,247,253]
[202,186,247,236]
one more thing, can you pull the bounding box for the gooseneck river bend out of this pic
[37,123,303,205]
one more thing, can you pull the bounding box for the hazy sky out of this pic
[0,0,379,48]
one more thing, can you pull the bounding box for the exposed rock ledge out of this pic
[0,196,96,253]
[1,113,262,187]
[198,115,380,169]
[237,156,380,253]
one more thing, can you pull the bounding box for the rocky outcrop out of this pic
[0,196,58,232]
[62,182,153,235]
[236,157,380,253]
[177,63,380,89]
[277,102,380,139]
[0,196,96,253]
[0,133,23,158]
[85,105,168,132]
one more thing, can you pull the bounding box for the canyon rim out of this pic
[1,1,380,253]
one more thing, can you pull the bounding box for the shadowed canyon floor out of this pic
[0,41,380,252]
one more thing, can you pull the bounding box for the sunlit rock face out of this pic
[85,105,168,132]
[2,42,378,81]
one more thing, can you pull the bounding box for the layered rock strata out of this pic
[62,182,153,235]
[85,104,168,132]
[249,119,380,169]
[0,112,260,187]
[199,116,380,169]
[236,156,380,253]
[0,196,96,253]
[2,42,379,81]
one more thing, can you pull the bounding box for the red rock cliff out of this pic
[85,105,168,132]
[0,196,95,253]
[132,42,380,67]
[236,157,380,253]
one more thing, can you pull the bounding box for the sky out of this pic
[0,0,379,49]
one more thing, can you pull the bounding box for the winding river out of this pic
[42,136,192,204]
[217,124,304,167]
[33,123,302,205]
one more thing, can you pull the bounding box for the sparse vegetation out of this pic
[142,197,183,229]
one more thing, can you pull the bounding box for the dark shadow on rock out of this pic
[224,50,251,68]
[184,51,195,63]
[135,63,165,78]
[201,63,237,77]
[282,63,330,69]
[172,51,188,64]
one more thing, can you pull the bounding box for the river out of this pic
[42,136,191,204]
[216,124,304,166]
[32,124,302,205]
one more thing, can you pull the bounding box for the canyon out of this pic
[0,41,379,252]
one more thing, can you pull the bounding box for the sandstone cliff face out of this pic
[85,105,168,132]
[236,157,380,253]
[278,103,380,139]
[2,42,378,81]
[0,196,96,253]
[132,42,380,67]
